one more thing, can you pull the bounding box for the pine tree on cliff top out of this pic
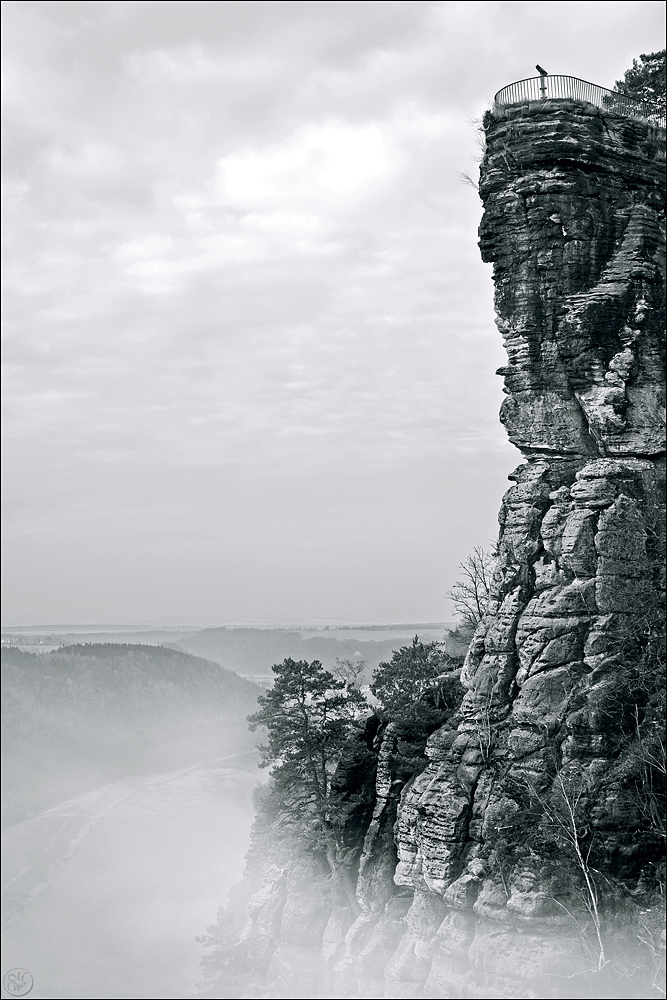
[614,50,666,117]
[370,635,458,740]
[247,657,366,910]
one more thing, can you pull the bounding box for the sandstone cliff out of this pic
[200,101,665,1000]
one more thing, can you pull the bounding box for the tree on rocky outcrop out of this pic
[446,545,495,638]
[247,657,367,910]
[370,636,461,740]
[614,50,666,117]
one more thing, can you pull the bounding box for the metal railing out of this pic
[493,75,666,129]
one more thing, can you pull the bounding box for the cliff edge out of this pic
[200,102,666,1000]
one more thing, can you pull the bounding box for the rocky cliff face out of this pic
[376,102,665,998]
[202,103,665,1000]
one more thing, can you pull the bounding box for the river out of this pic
[2,753,261,999]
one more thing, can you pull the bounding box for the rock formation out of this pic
[200,101,665,1000]
[378,100,666,998]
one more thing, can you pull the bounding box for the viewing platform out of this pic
[493,74,666,130]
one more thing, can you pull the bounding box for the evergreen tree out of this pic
[614,50,666,117]
[370,636,458,739]
[247,657,366,909]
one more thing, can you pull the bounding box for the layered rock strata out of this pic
[378,101,666,999]
[211,102,665,1000]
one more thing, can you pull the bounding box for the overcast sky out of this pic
[2,1,664,626]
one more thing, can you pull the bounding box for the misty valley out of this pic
[1,639,271,998]
[1,625,453,999]
[2,643,264,823]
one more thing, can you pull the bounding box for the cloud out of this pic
[2,0,665,622]
[217,121,390,201]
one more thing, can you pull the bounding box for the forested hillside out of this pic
[2,644,261,825]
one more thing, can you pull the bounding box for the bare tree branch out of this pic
[447,544,496,635]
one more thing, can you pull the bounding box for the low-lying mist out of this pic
[2,643,266,999]
[2,643,262,824]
